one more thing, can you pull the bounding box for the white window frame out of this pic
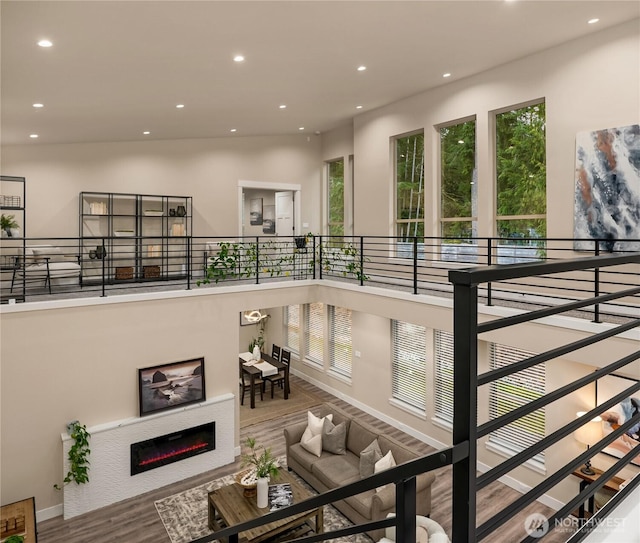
[433,330,454,426]
[391,320,427,413]
[303,302,324,366]
[328,305,352,378]
[284,305,300,355]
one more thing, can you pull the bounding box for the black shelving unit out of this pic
[1,175,26,303]
[79,191,192,285]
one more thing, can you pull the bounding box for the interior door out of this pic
[275,191,294,237]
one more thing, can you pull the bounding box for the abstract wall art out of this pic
[574,124,640,252]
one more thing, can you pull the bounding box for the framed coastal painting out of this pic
[138,357,205,416]
[574,124,640,252]
[595,373,640,466]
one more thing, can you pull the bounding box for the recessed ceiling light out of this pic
[38,39,53,47]
[588,18,599,24]
[143,131,150,135]
[233,55,245,62]
[299,127,304,131]
[230,128,237,132]
[176,104,185,109]
[33,103,44,108]
[279,104,287,109]
[357,65,367,72]
[443,73,451,78]
[356,105,363,109]
[30,134,39,138]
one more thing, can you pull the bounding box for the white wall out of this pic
[319,20,640,239]
[1,134,322,239]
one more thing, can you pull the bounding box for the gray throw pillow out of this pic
[322,418,347,455]
[359,438,383,478]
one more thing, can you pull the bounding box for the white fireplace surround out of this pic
[61,393,235,519]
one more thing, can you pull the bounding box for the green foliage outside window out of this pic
[441,120,476,240]
[328,159,344,238]
[396,133,425,240]
[496,102,547,239]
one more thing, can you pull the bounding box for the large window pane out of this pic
[304,302,324,363]
[329,305,352,377]
[285,305,300,353]
[328,159,344,239]
[489,343,546,466]
[395,133,425,241]
[496,102,547,239]
[391,320,426,411]
[441,120,477,241]
[434,330,454,424]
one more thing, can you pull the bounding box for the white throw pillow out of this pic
[307,411,333,437]
[300,426,323,457]
[374,450,396,492]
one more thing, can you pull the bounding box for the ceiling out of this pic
[2,1,638,146]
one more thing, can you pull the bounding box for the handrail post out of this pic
[319,236,323,280]
[395,477,417,543]
[486,237,493,306]
[359,236,364,287]
[186,236,192,290]
[255,236,260,284]
[101,237,106,297]
[413,236,418,294]
[593,242,600,323]
[451,278,478,543]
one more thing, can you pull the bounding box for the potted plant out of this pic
[1,213,19,237]
[4,536,25,543]
[241,437,279,507]
[54,421,91,490]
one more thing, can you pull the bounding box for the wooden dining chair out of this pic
[271,344,281,362]
[239,361,264,405]
[265,349,290,397]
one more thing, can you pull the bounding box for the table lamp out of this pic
[574,412,603,475]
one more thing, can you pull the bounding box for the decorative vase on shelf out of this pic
[256,477,269,508]
[252,345,261,361]
[176,205,187,217]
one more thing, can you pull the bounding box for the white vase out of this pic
[253,345,261,360]
[256,476,269,508]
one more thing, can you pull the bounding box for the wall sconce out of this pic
[574,411,603,475]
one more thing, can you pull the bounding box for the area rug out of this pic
[239,382,323,428]
[154,457,372,543]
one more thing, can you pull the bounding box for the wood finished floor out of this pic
[36,376,573,543]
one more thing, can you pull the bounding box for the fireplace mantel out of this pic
[61,393,234,519]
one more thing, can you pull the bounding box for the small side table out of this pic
[572,467,625,518]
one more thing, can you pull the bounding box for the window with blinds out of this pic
[391,320,426,412]
[329,305,352,377]
[434,330,454,424]
[304,302,324,363]
[489,343,546,464]
[285,305,300,353]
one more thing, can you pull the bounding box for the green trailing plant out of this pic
[54,421,91,489]
[241,437,279,479]
[4,536,25,543]
[198,241,243,284]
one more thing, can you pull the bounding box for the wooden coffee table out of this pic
[208,469,323,543]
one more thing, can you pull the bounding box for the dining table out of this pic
[239,351,290,409]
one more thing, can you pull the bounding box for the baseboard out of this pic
[291,368,563,512]
[36,503,63,522]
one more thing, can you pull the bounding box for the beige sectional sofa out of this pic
[284,403,436,540]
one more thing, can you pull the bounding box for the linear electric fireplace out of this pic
[130,422,215,475]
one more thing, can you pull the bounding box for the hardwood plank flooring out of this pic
[36,376,573,542]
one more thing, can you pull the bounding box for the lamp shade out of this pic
[574,411,603,447]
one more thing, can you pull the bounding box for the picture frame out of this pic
[250,198,263,225]
[262,204,275,234]
[595,373,640,467]
[138,357,205,416]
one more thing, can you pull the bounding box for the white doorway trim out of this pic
[237,180,302,237]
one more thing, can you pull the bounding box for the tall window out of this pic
[327,159,345,239]
[395,132,425,242]
[495,102,546,240]
[434,331,454,424]
[489,343,546,466]
[304,302,324,363]
[441,119,477,241]
[285,305,300,353]
[391,320,426,411]
[328,305,352,377]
